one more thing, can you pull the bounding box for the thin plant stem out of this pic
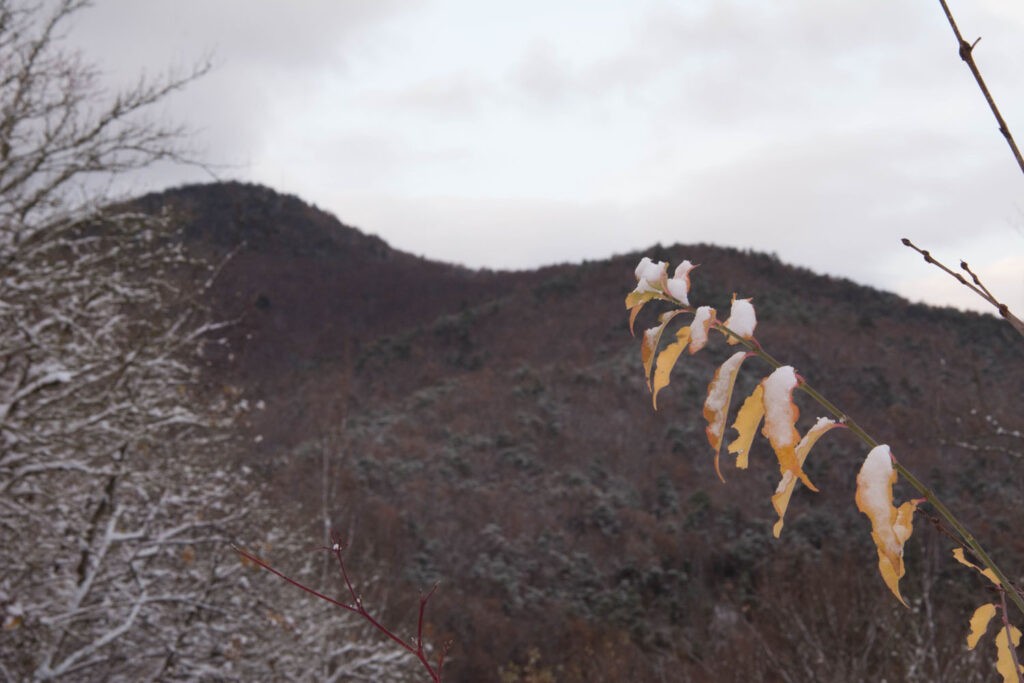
[902,238,1024,338]
[232,534,446,683]
[704,318,1024,618]
[999,588,1024,683]
[936,0,1024,177]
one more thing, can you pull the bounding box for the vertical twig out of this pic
[936,0,1024,178]
[999,588,1024,683]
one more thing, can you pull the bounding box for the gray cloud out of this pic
[58,0,1024,314]
[67,0,421,191]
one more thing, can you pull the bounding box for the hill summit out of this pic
[139,181,1024,681]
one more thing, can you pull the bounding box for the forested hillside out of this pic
[143,181,1024,682]
[9,0,1020,678]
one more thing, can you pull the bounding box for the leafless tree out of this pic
[0,2,413,679]
[0,0,209,244]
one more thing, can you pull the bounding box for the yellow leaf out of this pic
[627,258,669,333]
[727,384,764,470]
[626,290,660,335]
[761,366,817,492]
[703,351,749,481]
[952,547,1002,587]
[771,418,840,537]
[967,603,997,650]
[641,310,683,392]
[995,624,1024,683]
[855,445,920,606]
[652,326,691,409]
[625,289,658,310]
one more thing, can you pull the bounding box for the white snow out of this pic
[643,326,659,347]
[689,306,715,351]
[665,260,695,305]
[705,351,747,414]
[856,445,897,547]
[725,296,756,339]
[803,417,835,436]
[633,257,667,293]
[762,366,799,446]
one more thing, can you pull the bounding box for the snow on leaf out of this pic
[854,445,920,606]
[626,258,670,334]
[727,384,764,470]
[631,258,668,299]
[967,603,997,650]
[723,294,757,345]
[703,351,749,481]
[635,257,668,290]
[665,260,696,305]
[952,547,1002,586]
[762,366,816,492]
[652,326,691,409]
[995,624,1024,683]
[641,310,683,392]
[771,417,840,538]
[688,306,717,354]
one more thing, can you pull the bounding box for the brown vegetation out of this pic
[137,181,1024,681]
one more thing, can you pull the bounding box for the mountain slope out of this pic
[137,182,558,446]
[141,182,1024,682]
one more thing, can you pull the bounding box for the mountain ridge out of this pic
[136,181,1024,681]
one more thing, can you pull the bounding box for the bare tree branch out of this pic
[0,0,210,246]
[936,0,1024,178]
[902,237,1024,338]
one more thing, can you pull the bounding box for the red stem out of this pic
[1000,588,1024,683]
[232,533,444,683]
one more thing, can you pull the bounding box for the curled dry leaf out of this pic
[651,308,717,408]
[771,417,840,538]
[761,366,817,492]
[954,549,1023,681]
[626,289,661,334]
[854,445,920,606]
[641,310,683,391]
[703,351,749,480]
[652,326,691,409]
[994,625,1024,683]
[727,384,764,470]
[967,603,997,650]
[952,547,1002,586]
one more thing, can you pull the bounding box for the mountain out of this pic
[135,182,557,448]
[140,182,1024,682]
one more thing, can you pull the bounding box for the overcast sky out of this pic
[68,0,1024,314]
